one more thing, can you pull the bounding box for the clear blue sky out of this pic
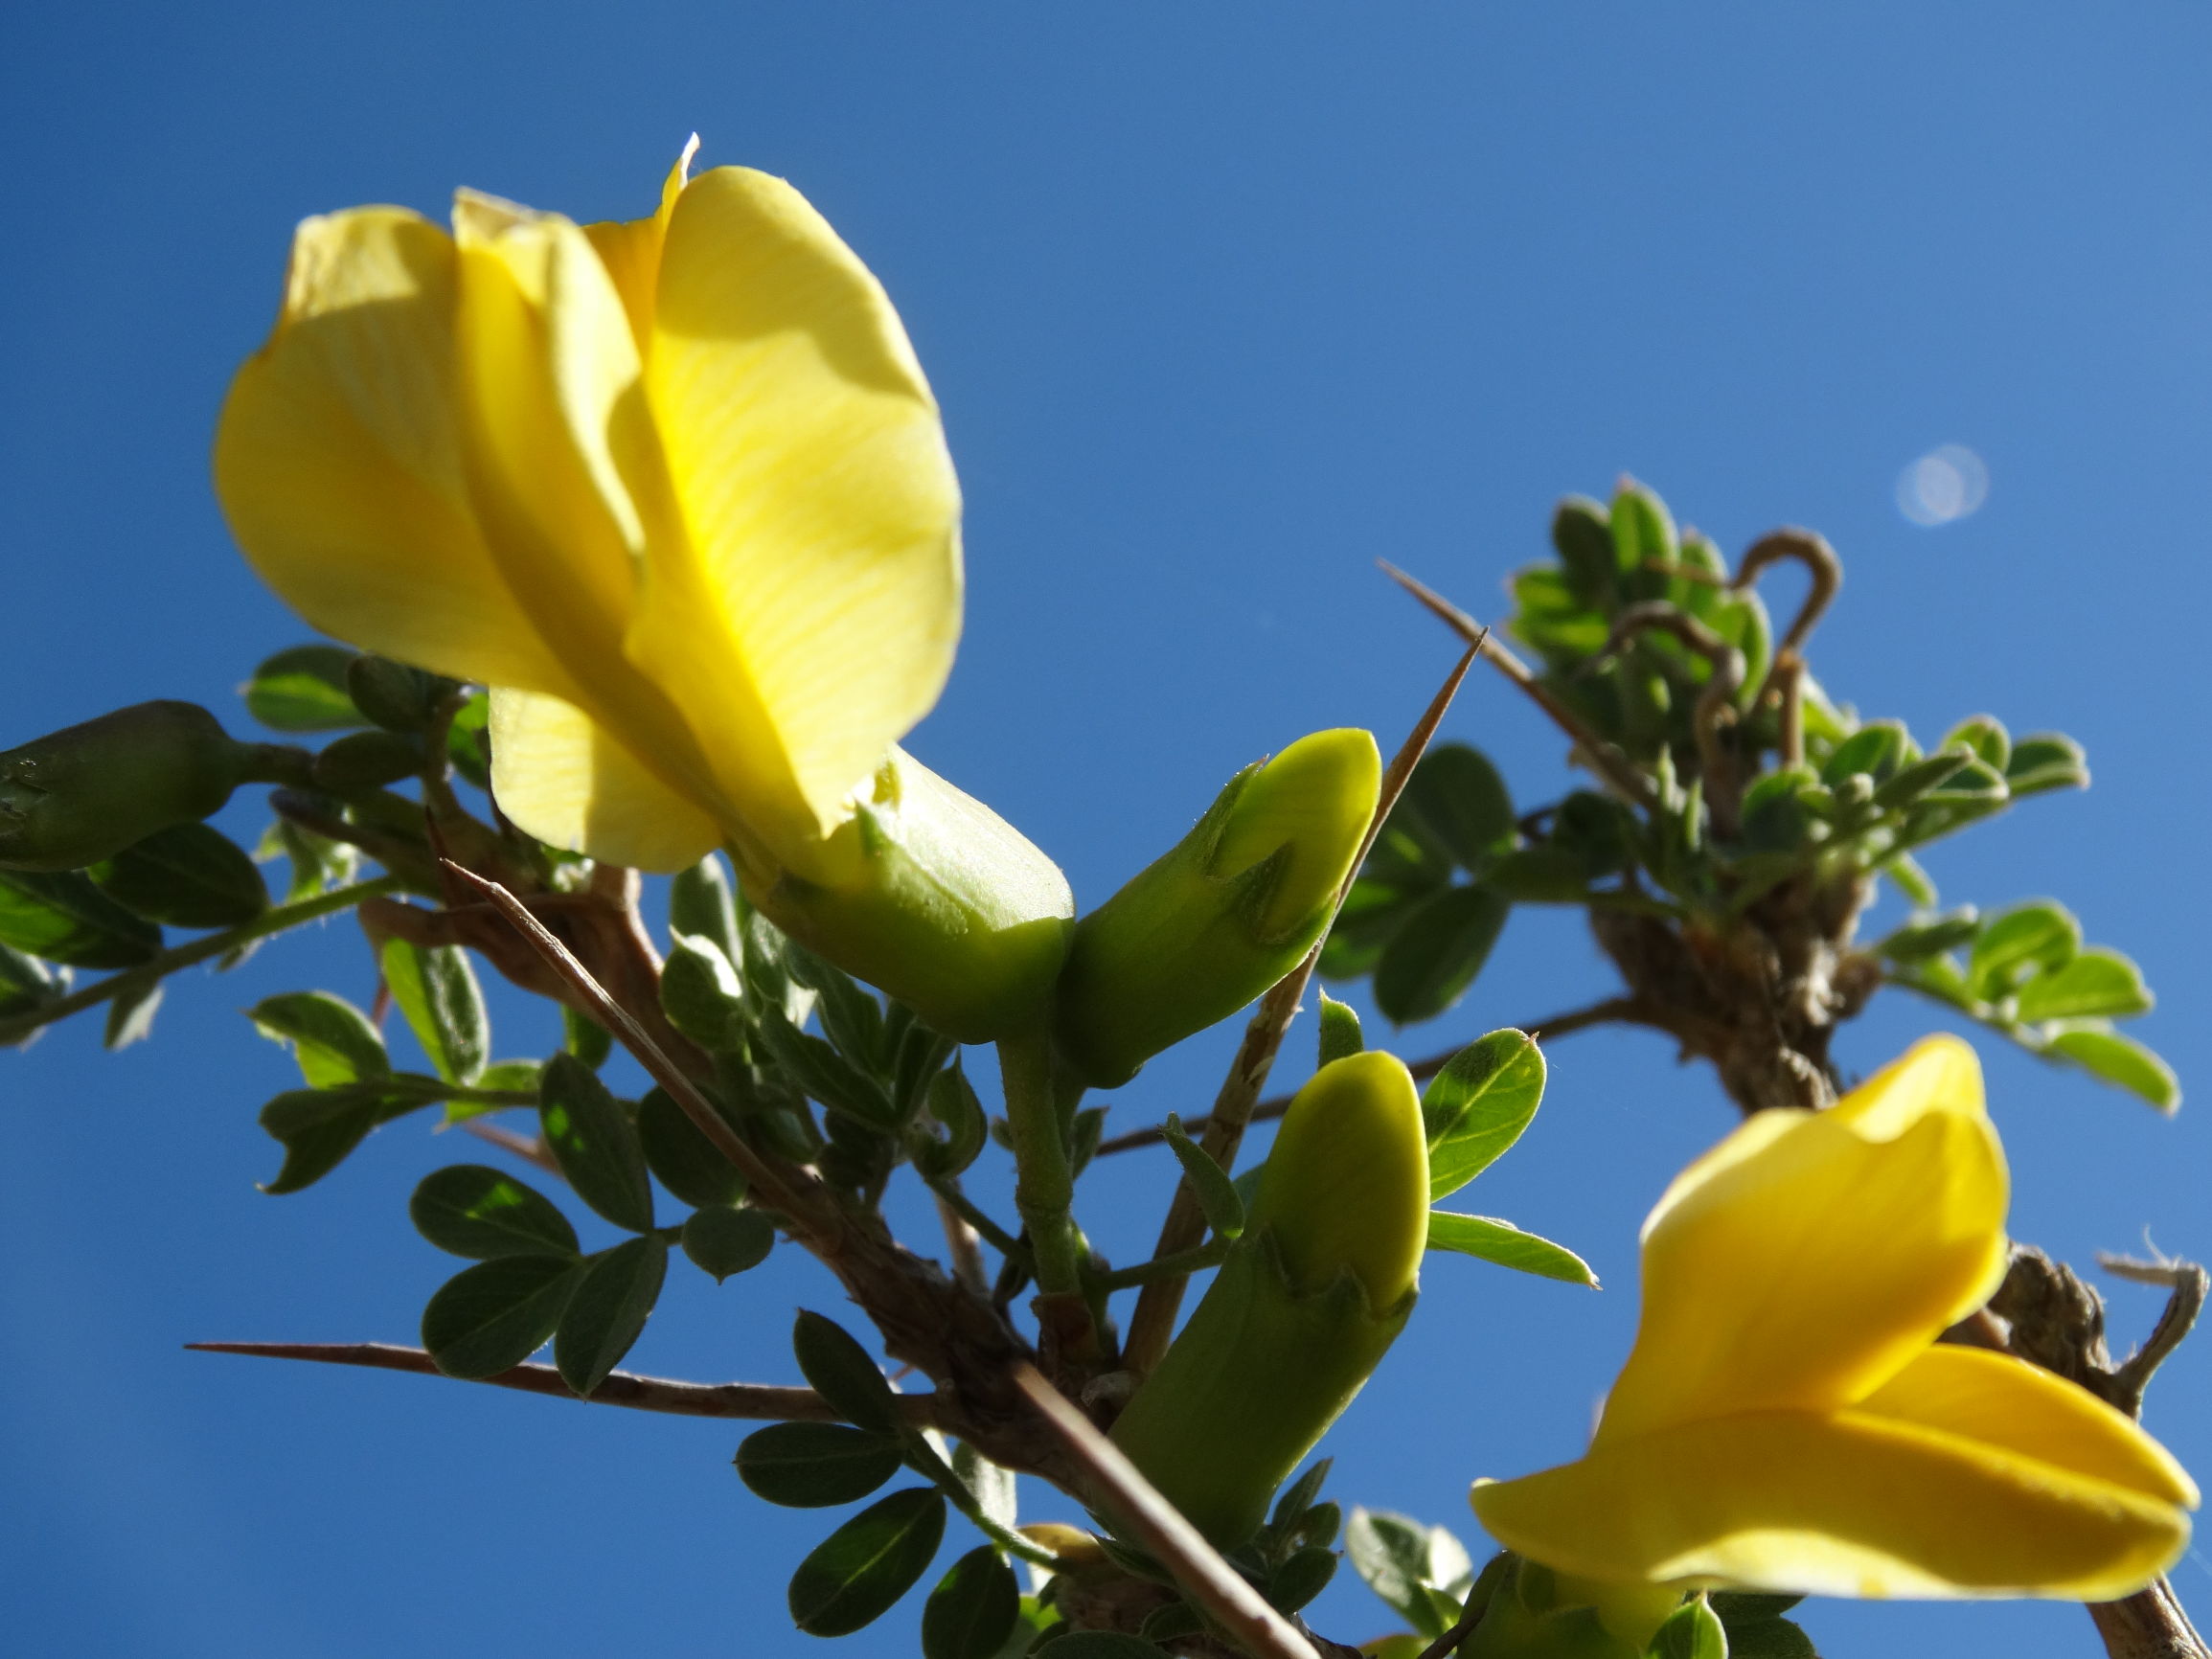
[4,5,2209,1655]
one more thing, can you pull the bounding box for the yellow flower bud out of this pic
[1055,729,1380,1086]
[1109,1052,1427,1545]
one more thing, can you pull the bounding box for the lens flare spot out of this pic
[1896,444,1990,527]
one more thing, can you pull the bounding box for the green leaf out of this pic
[1270,1457,1334,1534]
[915,1060,988,1180]
[1870,749,1970,810]
[0,941,63,1021]
[1551,494,1618,606]
[249,990,390,1088]
[682,1206,775,1282]
[2016,947,2153,1022]
[90,823,268,928]
[258,1078,439,1193]
[1819,720,1911,786]
[737,1420,905,1509]
[1373,884,1511,1024]
[562,1006,613,1069]
[262,817,358,902]
[1968,900,2079,999]
[670,852,745,966]
[1267,1546,1337,1612]
[537,1052,654,1233]
[555,1235,668,1396]
[422,1254,582,1378]
[1881,852,1937,909]
[1942,715,2010,773]
[1707,1595,1803,1625]
[2005,731,2089,796]
[445,691,491,787]
[348,655,452,736]
[103,973,162,1050]
[787,943,889,1071]
[953,1442,1019,1534]
[1344,1508,1471,1641]
[1873,908,1978,964]
[636,1086,748,1210]
[2044,1027,2180,1113]
[661,930,749,1052]
[1426,1212,1597,1286]
[756,1002,897,1126]
[922,1546,1022,1659]
[379,938,489,1083]
[243,644,364,732]
[1422,1029,1546,1198]
[1138,1603,1208,1646]
[1611,476,1677,581]
[1320,875,1420,979]
[1162,1113,1244,1240]
[1397,743,1516,868]
[1479,846,1593,903]
[0,869,160,967]
[410,1164,579,1260]
[1316,992,1364,1066]
[1649,1593,1726,1659]
[312,729,425,789]
[792,1309,902,1437]
[787,1487,946,1637]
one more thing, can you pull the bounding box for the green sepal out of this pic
[1108,1231,1415,1547]
[752,749,1071,1045]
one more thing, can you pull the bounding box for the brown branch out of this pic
[1091,997,1647,1157]
[459,1117,564,1177]
[187,1340,946,1427]
[1731,529,1840,713]
[1119,646,1475,1375]
[1381,562,1657,812]
[1010,1364,1322,1659]
[2097,1254,2208,1419]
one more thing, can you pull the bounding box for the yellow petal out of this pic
[582,135,697,352]
[1859,1346,2198,1510]
[1600,1036,2007,1442]
[1471,1406,2190,1602]
[640,166,963,857]
[213,207,569,693]
[450,190,734,830]
[488,689,720,874]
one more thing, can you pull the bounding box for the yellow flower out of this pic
[215,141,1071,1038]
[1470,1035,2197,1603]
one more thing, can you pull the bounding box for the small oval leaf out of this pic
[787,1487,946,1637]
[737,1421,905,1509]
[554,1236,669,1397]
[422,1255,582,1378]
[921,1546,1021,1659]
[682,1205,775,1282]
[791,1309,901,1437]
[410,1164,579,1260]
[538,1052,654,1233]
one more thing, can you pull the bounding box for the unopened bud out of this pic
[1109,1051,1426,1546]
[1055,729,1380,1087]
[0,702,254,872]
[750,748,1073,1044]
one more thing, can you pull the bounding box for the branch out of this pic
[1091,998,1646,1158]
[1119,644,1474,1375]
[1380,561,1657,811]
[1009,1364,1322,1659]
[0,875,404,1045]
[186,1340,946,1427]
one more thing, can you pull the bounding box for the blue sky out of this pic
[4,5,2210,1655]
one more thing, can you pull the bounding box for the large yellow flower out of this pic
[1471,1035,2196,1602]
[215,142,1071,1038]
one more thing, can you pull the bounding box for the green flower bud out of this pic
[1109,1051,1427,1546]
[0,702,255,873]
[749,748,1073,1045]
[1055,729,1380,1087]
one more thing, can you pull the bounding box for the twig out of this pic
[1009,1364,1321,1659]
[2097,1254,2208,1418]
[1090,997,1645,1157]
[1380,562,1657,811]
[187,1340,946,1426]
[1731,529,1840,716]
[1119,645,1475,1375]
[934,1189,990,1293]
[436,862,820,1230]
[0,875,404,1045]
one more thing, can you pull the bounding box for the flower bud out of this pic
[749,748,1073,1044]
[1054,729,1380,1087]
[0,702,255,872]
[1108,1051,1426,1546]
